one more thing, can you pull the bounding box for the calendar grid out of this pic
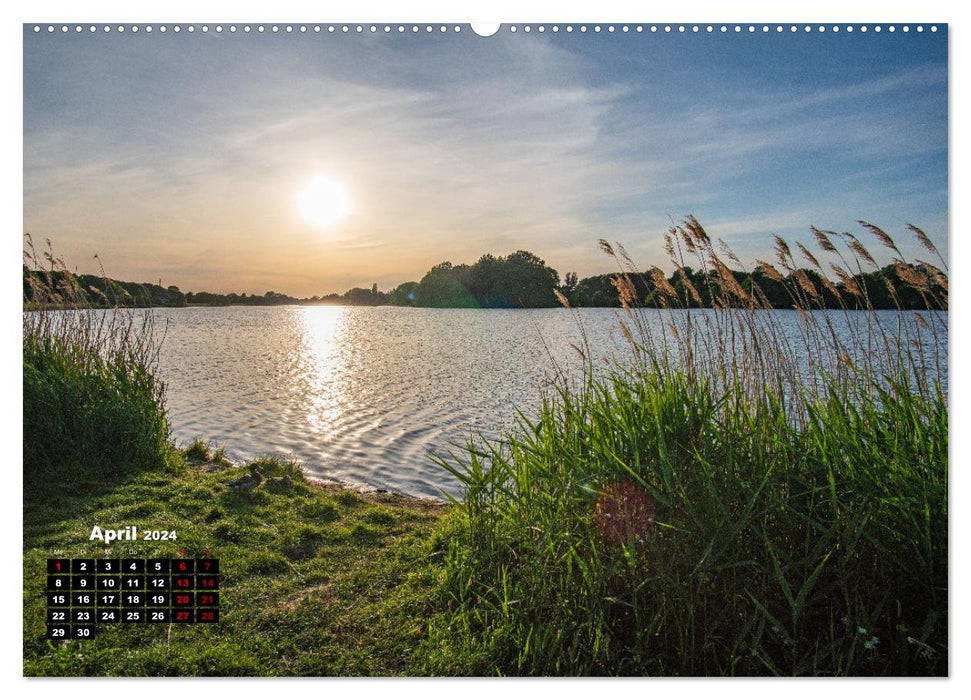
[46,558,220,639]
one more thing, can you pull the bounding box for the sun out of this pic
[298,176,351,228]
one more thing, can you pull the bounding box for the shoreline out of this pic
[189,449,452,506]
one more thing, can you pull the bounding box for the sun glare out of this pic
[298,176,351,228]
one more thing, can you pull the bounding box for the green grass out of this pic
[421,219,947,676]
[23,455,449,676]
[23,237,176,502]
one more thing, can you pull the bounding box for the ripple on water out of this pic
[151,306,947,499]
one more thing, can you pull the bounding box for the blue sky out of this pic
[23,24,947,296]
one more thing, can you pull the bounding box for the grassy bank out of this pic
[421,219,948,676]
[23,446,448,676]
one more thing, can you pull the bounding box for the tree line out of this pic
[24,251,944,311]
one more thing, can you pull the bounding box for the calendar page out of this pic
[21,12,949,678]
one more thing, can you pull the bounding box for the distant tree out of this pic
[473,250,559,308]
[343,286,386,306]
[562,271,578,295]
[388,281,420,306]
[469,254,501,305]
[416,262,478,308]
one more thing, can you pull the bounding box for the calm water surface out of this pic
[149,306,946,499]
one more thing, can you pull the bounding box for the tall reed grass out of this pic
[23,236,173,499]
[425,218,947,676]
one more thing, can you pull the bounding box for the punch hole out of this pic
[471,23,500,37]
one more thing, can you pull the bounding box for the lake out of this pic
[148,306,947,499]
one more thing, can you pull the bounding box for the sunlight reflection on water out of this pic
[145,306,946,499]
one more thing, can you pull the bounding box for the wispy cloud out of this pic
[23,30,947,295]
